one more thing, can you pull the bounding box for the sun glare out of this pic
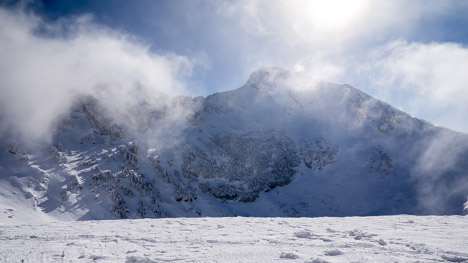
[307,0,368,28]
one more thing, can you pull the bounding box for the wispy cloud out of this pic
[0,7,193,144]
[411,129,468,213]
[357,40,468,132]
[213,0,468,132]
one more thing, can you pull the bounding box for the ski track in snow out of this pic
[1,215,467,262]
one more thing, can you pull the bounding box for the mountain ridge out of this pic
[1,67,467,223]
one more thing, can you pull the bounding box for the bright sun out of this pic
[307,0,368,28]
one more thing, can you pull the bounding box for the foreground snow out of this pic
[1,216,467,262]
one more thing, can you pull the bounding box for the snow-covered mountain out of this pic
[1,67,468,222]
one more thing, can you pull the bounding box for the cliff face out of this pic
[1,67,468,222]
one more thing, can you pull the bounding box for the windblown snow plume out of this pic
[0,7,193,145]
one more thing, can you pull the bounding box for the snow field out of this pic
[1,215,467,262]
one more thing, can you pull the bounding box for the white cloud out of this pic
[215,0,455,48]
[212,1,468,125]
[293,64,304,73]
[215,0,468,132]
[411,129,468,213]
[0,8,193,144]
[360,40,468,132]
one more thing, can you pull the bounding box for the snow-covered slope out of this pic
[1,67,468,222]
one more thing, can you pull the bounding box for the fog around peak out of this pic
[0,7,194,145]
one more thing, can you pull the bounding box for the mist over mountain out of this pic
[1,67,468,223]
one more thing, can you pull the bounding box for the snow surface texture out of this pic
[1,216,467,262]
[1,67,468,222]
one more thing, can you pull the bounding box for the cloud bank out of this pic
[0,7,193,144]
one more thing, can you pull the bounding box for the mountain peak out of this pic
[247,67,295,85]
[2,65,468,222]
[245,67,323,95]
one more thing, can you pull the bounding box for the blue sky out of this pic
[2,0,468,133]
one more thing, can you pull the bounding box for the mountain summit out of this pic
[1,67,468,223]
